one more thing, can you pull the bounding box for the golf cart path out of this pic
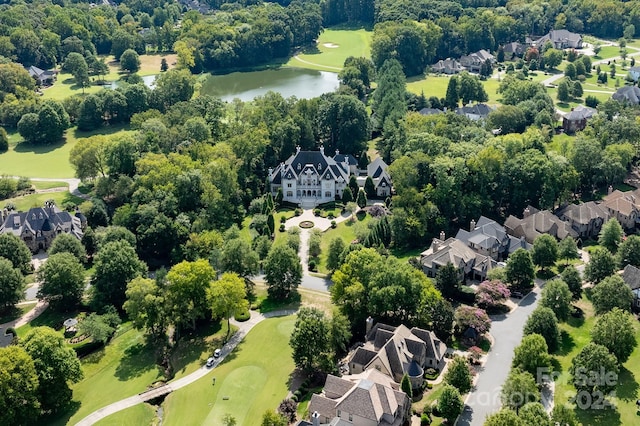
[0,300,49,330]
[74,309,297,426]
[10,177,89,200]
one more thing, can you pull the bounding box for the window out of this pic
[349,414,353,421]
[287,183,292,188]
[297,163,301,170]
[286,191,293,197]
[337,410,341,417]
[325,192,331,197]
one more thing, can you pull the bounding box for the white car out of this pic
[206,357,215,368]
[214,348,222,358]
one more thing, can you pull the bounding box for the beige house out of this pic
[602,188,640,230]
[556,202,609,239]
[504,206,578,244]
[308,369,410,426]
[420,236,497,282]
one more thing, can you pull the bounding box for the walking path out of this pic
[74,309,298,426]
[0,300,49,330]
[10,177,88,200]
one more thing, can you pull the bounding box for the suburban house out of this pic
[556,202,609,239]
[612,85,640,105]
[602,188,640,230]
[26,65,57,86]
[628,66,640,82]
[459,49,496,73]
[307,369,411,426]
[420,236,498,282]
[504,206,578,244]
[502,42,525,59]
[0,204,85,253]
[531,30,583,49]
[268,147,392,208]
[622,264,640,312]
[455,104,493,121]
[456,216,531,260]
[431,58,464,74]
[562,105,596,134]
[347,320,447,389]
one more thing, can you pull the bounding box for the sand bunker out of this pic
[323,43,340,48]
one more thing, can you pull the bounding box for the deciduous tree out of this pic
[37,253,85,310]
[119,49,140,73]
[599,218,623,253]
[444,356,472,394]
[570,343,619,395]
[523,307,560,352]
[0,258,24,310]
[561,265,582,300]
[166,259,214,331]
[532,234,558,271]
[264,245,302,300]
[591,274,633,315]
[518,402,549,425]
[501,369,540,413]
[435,262,460,300]
[505,248,535,290]
[49,233,86,263]
[475,280,510,309]
[21,327,83,413]
[0,346,40,426]
[438,385,464,423]
[616,234,640,269]
[550,404,578,426]
[124,277,166,336]
[584,247,616,284]
[326,237,346,271]
[208,273,248,339]
[558,238,579,264]
[290,307,331,373]
[512,334,551,376]
[0,233,32,274]
[591,307,637,363]
[455,305,491,334]
[484,409,522,426]
[540,279,572,321]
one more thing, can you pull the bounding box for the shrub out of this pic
[234,308,250,322]
[280,215,286,223]
[313,208,321,216]
[328,213,335,219]
[420,413,432,425]
[294,208,302,216]
[331,220,337,228]
[293,390,302,398]
[308,260,317,271]
[290,394,298,402]
[279,224,285,232]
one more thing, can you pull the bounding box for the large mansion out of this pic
[268,147,391,208]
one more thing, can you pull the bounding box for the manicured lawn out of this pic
[407,74,503,105]
[3,191,85,211]
[162,316,296,426]
[42,53,177,101]
[0,124,133,178]
[547,133,575,157]
[286,28,372,71]
[316,212,372,273]
[594,46,623,60]
[93,403,156,426]
[552,297,640,426]
[30,180,70,190]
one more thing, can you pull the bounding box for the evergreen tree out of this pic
[356,188,367,209]
[400,373,413,399]
[445,76,459,109]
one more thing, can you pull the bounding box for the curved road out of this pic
[74,309,297,426]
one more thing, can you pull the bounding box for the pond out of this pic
[199,68,339,102]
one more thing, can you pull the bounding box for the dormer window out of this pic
[32,213,36,219]
[318,163,322,170]
[297,163,301,170]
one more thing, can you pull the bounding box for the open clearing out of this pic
[93,403,156,426]
[162,316,296,426]
[287,28,372,71]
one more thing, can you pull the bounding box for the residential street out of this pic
[458,285,543,426]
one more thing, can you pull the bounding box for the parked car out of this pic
[511,291,523,299]
[214,348,222,358]
[206,357,215,368]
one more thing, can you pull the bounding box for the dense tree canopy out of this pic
[591,274,633,315]
[37,252,85,310]
[0,346,41,426]
[591,307,637,363]
[0,257,24,310]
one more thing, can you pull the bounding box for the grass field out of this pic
[594,46,623,60]
[0,302,37,324]
[286,28,372,71]
[552,297,640,426]
[316,212,372,273]
[93,403,156,426]
[407,74,503,105]
[3,191,85,211]
[30,181,69,190]
[0,124,133,178]
[162,316,296,426]
[43,54,177,101]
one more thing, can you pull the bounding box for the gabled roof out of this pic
[503,42,525,54]
[603,189,640,216]
[504,208,577,244]
[564,105,596,122]
[0,206,83,240]
[419,108,444,116]
[613,86,640,105]
[455,104,493,118]
[622,264,640,290]
[333,152,357,166]
[557,202,609,225]
[421,237,477,269]
[456,216,507,251]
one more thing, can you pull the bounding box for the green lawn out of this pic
[0,124,133,178]
[552,297,640,426]
[594,46,623,60]
[162,315,296,426]
[286,28,372,71]
[407,74,503,105]
[3,191,84,211]
[29,181,70,190]
[93,403,156,426]
[316,212,372,273]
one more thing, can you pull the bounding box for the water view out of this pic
[200,68,339,102]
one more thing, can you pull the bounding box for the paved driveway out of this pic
[458,286,542,425]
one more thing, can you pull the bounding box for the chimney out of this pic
[335,149,340,156]
[268,167,273,178]
[312,411,320,426]
[296,146,301,153]
[440,230,445,241]
[319,145,324,155]
[470,219,476,231]
[366,316,374,336]
[523,207,531,218]
[608,185,614,195]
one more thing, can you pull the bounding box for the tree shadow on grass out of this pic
[72,122,131,140]
[114,339,160,381]
[550,357,563,374]
[575,404,621,426]
[35,400,80,426]
[14,139,67,155]
[616,367,639,402]
[556,330,576,356]
[170,320,226,376]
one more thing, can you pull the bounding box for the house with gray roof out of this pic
[460,50,495,73]
[347,321,447,390]
[0,203,84,253]
[456,216,530,260]
[532,30,583,49]
[455,104,493,121]
[420,236,498,282]
[628,66,640,82]
[562,105,596,134]
[269,147,391,208]
[504,206,578,244]
[26,65,57,86]
[556,202,609,239]
[431,58,463,74]
[502,42,525,59]
[308,369,410,426]
[622,264,640,312]
[418,107,444,116]
[612,85,640,105]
